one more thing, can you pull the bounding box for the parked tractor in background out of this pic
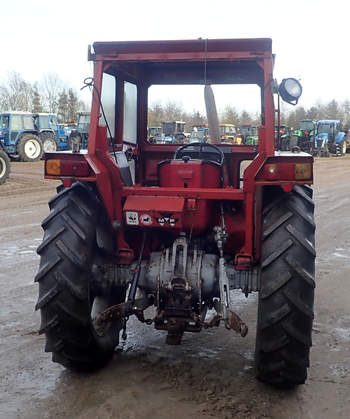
[190,124,210,143]
[290,120,316,153]
[276,125,292,151]
[147,126,162,141]
[34,113,70,152]
[36,38,315,388]
[69,112,90,149]
[314,120,347,157]
[0,142,11,184]
[240,124,259,145]
[0,112,43,161]
[219,123,242,144]
[162,121,186,141]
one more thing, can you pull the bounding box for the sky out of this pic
[1,0,349,114]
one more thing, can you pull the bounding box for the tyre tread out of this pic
[256,185,315,386]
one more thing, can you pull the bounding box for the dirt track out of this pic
[0,159,349,419]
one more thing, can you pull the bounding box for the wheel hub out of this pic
[25,140,41,159]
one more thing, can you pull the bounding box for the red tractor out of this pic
[35,39,315,386]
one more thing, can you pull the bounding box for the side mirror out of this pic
[279,78,302,105]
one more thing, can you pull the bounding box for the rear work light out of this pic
[264,163,312,181]
[46,159,90,177]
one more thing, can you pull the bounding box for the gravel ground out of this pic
[0,158,349,419]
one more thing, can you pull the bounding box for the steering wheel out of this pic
[174,142,224,165]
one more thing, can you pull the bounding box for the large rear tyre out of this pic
[40,132,58,153]
[35,182,125,371]
[0,150,10,184]
[255,185,316,386]
[18,133,43,161]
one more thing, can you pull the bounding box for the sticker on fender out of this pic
[140,214,152,225]
[158,217,177,227]
[126,211,139,225]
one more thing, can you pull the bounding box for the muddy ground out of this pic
[0,158,349,419]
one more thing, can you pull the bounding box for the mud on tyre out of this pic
[255,185,315,386]
[35,182,126,371]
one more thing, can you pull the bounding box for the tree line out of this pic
[149,99,350,131]
[148,101,259,131]
[2,71,349,131]
[0,71,88,122]
[281,99,350,130]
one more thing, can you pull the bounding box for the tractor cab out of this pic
[33,113,70,152]
[219,123,240,144]
[291,119,316,153]
[68,112,90,149]
[161,121,186,142]
[299,119,316,134]
[0,112,43,161]
[76,112,90,135]
[190,125,210,143]
[147,126,162,141]
[314,120,347,156]
[240,124,259,145]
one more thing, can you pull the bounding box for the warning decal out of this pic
[126,211,139,225]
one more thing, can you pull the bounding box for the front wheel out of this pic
[0,150,10,184]
[35,182,125,371]
[17,134,43,161]
[255,185,315,386]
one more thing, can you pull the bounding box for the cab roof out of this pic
[318,120,340,124]
[91,38,272,60]
[0,111,32,116]
[90,38,272,86]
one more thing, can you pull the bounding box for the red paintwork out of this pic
[44,38,313,269]
[159,160,221,188]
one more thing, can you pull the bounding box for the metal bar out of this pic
[121,186,245,200]
[127,231,147,304]
[94,52,271,62]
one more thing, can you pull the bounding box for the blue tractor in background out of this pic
[0,112,43,161]
[68,112,90,149]
[314,120,348,157]
[33,113,70,152]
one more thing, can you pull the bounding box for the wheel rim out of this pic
[43,138,57,153]
[0,156,6,178]
[343,142,346,154]
[24,139,41,159]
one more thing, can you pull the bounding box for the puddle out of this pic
[333,327,350,342]
[332,247,350,259]
[0,238,41,259]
